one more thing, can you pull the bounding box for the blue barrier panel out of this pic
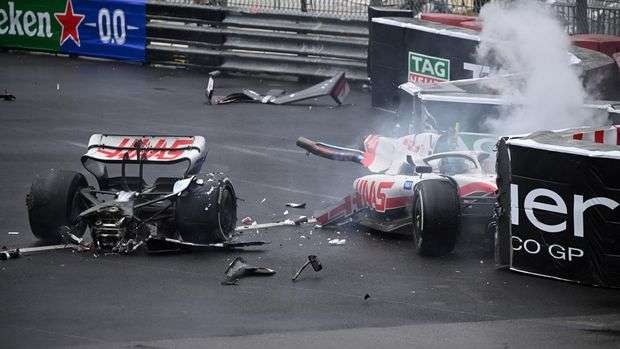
[58,0,146,62]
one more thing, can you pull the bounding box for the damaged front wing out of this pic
[206,71,350,106]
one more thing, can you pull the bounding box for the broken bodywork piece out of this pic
[25,134,265,256]
[1,242,86,260]
[1,90,15,101]
[145,237,268,253]
[206,71,350,106]
[292,255,322,281]
[221,256,276,285]
[235,216,315,232]
[285,202,306,209]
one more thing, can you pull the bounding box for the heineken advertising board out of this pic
[0,0,146,61]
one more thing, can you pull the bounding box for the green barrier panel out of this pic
[0,0,64,52]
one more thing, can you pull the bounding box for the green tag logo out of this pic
[408,52,450,83]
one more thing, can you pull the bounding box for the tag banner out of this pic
[0,0,146,62]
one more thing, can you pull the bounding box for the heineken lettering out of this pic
[0,0,146,61]
[0,2,52,38]
[408,52,451,83]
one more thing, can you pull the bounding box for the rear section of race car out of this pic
[25,134,238,253]
[495,125,620,287]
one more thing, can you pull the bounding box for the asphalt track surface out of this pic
[1,53,619,349]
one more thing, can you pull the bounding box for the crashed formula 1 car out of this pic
[25,134,258,254]
[297,129,498,256]
[206,71,350,106]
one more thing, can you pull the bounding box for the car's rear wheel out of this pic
[412,178,460,256]
[175,174,237,244]
[27,169,89,242]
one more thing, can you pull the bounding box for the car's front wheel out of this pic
[412,178,460,257]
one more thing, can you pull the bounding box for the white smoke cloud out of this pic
[476,0,605,134]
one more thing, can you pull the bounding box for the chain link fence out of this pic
[554,1,619,35]
[160,0,619,34]
[165,1,489,17]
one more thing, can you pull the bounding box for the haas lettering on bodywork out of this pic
[355,180,394,212]
[97,138,194,160]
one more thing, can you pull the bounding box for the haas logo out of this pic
[355,179,394,212]
[97,138,194,160]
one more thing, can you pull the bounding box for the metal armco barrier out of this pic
[146,1,369,80]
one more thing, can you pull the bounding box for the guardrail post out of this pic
[576,0,589,33]
[300,0,307,12]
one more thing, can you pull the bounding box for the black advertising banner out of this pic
[368,17,617,111]
[507,142,620,287]
[369,17,482,110]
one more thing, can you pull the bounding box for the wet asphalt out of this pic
[0,53,619,348]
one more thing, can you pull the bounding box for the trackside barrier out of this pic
[496,126,620,287]
[0,0,368,80]
[146,1,370,80]
[0,0,147,61]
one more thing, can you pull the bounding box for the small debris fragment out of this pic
[285,202,306,209]
[7,232,19,235]
[241,216,254,225]
[292,255,322,282]
[1,90,15,101]
[0,248,20,260]
[260,198,267,204]
[328,238,346,245]
[221,256,275,286]
[364,293,371,300]
[283,210,289,216]
[294,216,308,225]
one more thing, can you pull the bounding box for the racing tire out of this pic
[175,174,237,244]
[412,178,460,257]
[26,169,89,242]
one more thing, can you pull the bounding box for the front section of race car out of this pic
[25,134,247,254]
[297,128,498,256]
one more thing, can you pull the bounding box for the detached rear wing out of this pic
[81,134,207,177]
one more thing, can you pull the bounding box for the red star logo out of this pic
[54,0,85,47]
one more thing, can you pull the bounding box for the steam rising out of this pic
[477,0,603,134]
